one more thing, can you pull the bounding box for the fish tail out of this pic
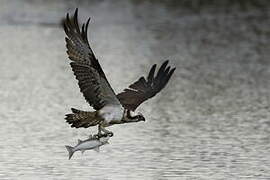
[65,145,74,160]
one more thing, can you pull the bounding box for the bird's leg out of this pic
[100,126,113,137]
[94,125,113,138]
[98,124,102,135]
[93,124,102,139]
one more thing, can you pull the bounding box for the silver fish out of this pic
[65,135,110,159]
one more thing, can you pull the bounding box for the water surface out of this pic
[0,0,270,179]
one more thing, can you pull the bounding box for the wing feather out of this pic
[63,9,121,110]
[117,60,175,111]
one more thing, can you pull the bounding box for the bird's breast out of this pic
[98,105,124,125]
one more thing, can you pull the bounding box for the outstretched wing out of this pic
[63,9,121,110]
[117,60,175,111]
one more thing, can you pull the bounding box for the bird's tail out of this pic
[65,145,74,160]
[65,108,100,128]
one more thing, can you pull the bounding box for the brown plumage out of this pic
[65,108,100,128]
[63,9,175,134]
[117,60,176,111]
[63,9,120,111]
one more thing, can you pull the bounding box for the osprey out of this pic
[63,9,175,137]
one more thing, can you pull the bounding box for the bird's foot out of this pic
[93,132,113,139]
[93,134,100,139]
[107,131,113,137]
[94,132,113,139]
[93,133,104,139]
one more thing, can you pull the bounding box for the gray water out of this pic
[0,0,270,179]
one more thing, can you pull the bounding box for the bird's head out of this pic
[125,110,145,122]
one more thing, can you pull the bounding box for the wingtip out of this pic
[152,64,157,69]
[74,8,78,17]
[147,64,157,83]
[169,67,176,77]
[164,60,176,73]
[164,59,169,64]
[86,17,91,25]
[161,60,169,68]
[164,66,171,74]
[156,60,169,78]
[66,13,70,21]
[85,17,91,32]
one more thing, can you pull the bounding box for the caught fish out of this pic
[65,135,110,159]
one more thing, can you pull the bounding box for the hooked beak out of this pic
[138,112,145,121]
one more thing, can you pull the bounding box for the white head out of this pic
[125,110,145,122]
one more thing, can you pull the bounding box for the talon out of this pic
[108,132,113,137]
[93,134,100,139]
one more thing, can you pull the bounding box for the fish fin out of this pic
[65,145,74,160]
[94,147,100,152]
[81,150,85,154]
[77,139,83,144]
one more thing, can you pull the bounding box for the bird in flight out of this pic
[63,9,175,137]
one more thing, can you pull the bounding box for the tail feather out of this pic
[65,108,100,128]
[65,145,74,160]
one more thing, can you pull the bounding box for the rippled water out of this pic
[0,0,270,179]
